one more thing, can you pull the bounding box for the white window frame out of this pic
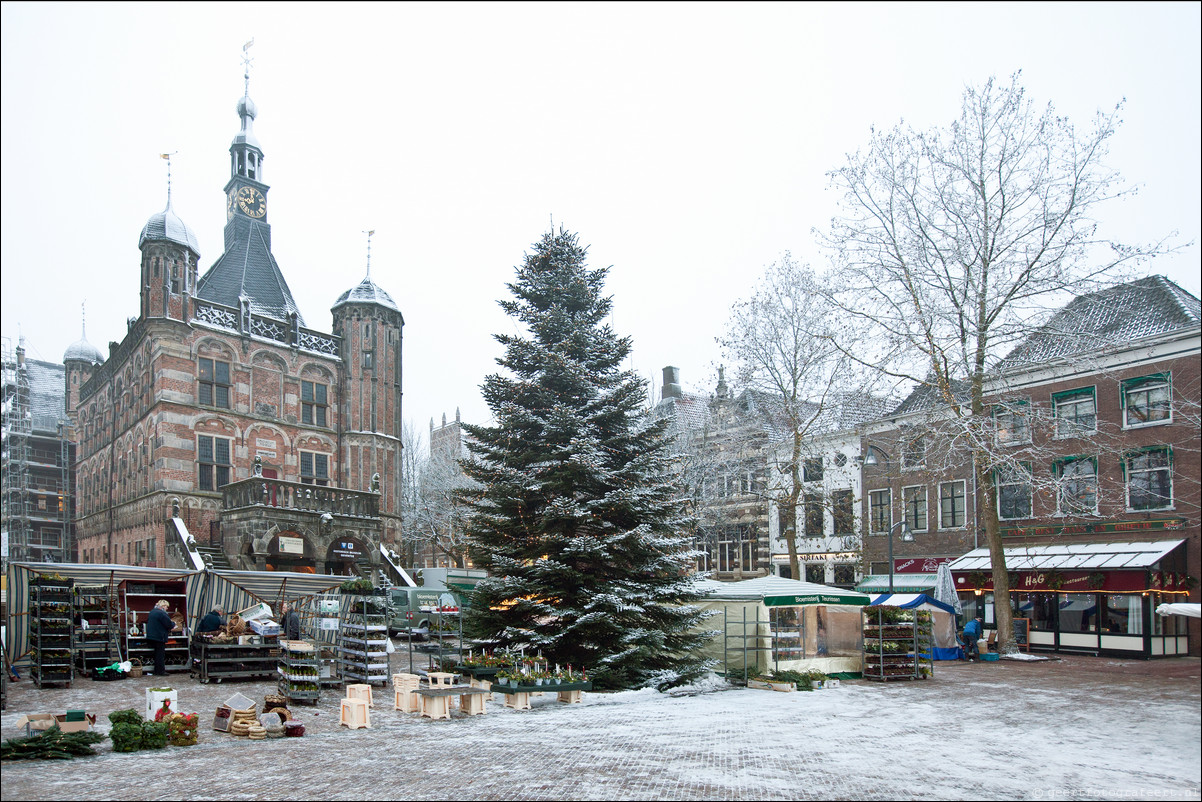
[1053,387,1097,439]
[1056,456,1098,516]
[996,463,1033,521]
[902,484,928,532]
[868,488,891,535]
[1122,374,1172,429]
[938,480,967,530]
[1126,447,1173,512]
[900,435,925,470]
[993,400,1031,446]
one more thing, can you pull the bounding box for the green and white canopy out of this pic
[693,576,870,607]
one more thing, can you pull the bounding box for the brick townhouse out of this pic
[861,276,1200,657]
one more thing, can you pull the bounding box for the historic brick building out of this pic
[68,73,403,575]
[861,276,1200,656]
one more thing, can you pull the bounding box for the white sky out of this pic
[3,2,1199,437]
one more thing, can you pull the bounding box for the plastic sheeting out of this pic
[1155,602,1201,619]
[870,593,962,661]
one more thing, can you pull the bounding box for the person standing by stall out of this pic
[281,602,301,641]
[197,604,224,634]
[146,600,175,676]
[961,617,982,661]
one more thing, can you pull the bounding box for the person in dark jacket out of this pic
[197,604,224,633]
[146,600,176,676]
[281,602,301,641]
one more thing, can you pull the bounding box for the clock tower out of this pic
[195,50,304,325]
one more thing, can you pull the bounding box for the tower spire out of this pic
[159,152,176,207]
[242,38,255,95]
[363,229,375,279]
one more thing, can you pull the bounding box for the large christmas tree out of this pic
[461,228,710,691]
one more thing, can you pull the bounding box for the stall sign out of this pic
[277,536,304,555]
[894,557,953,574]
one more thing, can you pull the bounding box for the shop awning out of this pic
[947,540,1184,572]
[856,574,937,594]
[869,593,958,615]
[694,576,870,606]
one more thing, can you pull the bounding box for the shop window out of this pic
[300,451,330,486]
[997,463,1033,520]
[1053,387,1096,438]
[993,400,1031,445]
[198,358,231,409]
[1014,593,1056,631]
[803,457,823,482]
[1105,595,1143,635]
[939,481,966,529]
[902,485,927,532]
[197,435,231,491]
[831,490,855,535]
[832,564,856,587]
[869,489,891,534]
[805,563,826,584]
[1056,456,1098,515]
[803,493,824,536]
[301,380,328,427]
[1126,448,1172,511]
[1122,374,1171,428]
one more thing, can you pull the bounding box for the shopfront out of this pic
[949,540,1192,657]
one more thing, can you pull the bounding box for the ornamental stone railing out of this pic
[192,298,341,356]
[222,475,379,519]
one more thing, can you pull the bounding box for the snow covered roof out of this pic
[947,540,1185,572]
[694,576,869,606]
[856,574,938,593]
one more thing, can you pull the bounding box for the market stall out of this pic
[869,593,961,660]
[693,576,870,678]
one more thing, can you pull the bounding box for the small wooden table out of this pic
[413,686,492,719]
[489,680,592,710]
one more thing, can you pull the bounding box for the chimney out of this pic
[662,366,682,400]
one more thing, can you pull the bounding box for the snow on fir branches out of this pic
[460,228,712,691]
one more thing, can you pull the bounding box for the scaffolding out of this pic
[2,337,74,567]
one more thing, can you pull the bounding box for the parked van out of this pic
[387,568,485,637]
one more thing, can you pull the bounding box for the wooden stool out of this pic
[340,698,371,729]
[504,691,531,711]
[427,672,456,688]
[346,684,373,707]
[459,691,488,716]
[394,686,420,713]
[557,690,583,704]
[419,693,452,721]
[392,672,420,688]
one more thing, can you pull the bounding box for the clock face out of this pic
[226,189,237,221]
[236,185,266,219]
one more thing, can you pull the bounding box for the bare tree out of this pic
[817,73,1172,653]
[400,419,475,568]
[719,255,872,580]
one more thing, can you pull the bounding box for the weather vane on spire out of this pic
[242,38,255,92]
[159,151,177,206]
[363,230,376,279]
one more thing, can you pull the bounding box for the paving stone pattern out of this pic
[2,653,1199,801]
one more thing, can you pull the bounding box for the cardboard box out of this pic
[146,688,178,721]
[248,619,281,636]
[213,705,233,732]
[16,712,97,735]
[237,602,272,621]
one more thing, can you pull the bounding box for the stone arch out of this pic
[192,336,237,363]
[250,349,287,419]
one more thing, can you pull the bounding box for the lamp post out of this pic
[887,521,914,593]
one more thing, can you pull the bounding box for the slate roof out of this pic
[195,216,305,325]
[333,276,400,314]
[650,392,711,436]
[890,378,972,417]
[25,359,67,429]
[996,275,1201,371]
[138,202,201,255]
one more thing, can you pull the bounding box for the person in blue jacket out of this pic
[146,599,176,676]
[961,617,983,661]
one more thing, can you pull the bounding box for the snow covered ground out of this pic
[2,655,1198,801]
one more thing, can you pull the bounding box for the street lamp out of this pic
[887,521,914,593]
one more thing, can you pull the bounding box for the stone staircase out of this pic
[195,543,232,570]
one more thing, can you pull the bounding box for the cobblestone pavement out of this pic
[2,653,1199,801]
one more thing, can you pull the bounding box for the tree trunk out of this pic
[785,429,804,580]
[976,457,1014,654]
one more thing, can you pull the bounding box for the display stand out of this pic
[189,638,280,683]
[339,592,389,685]
[278,640,322,704]
[73,583,119,671]
[121,579,189,673]
[861,605,933,682]
[31,577,74,688]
